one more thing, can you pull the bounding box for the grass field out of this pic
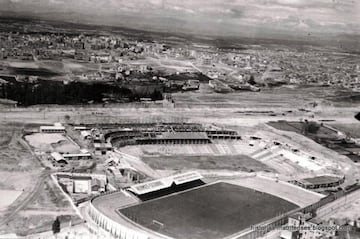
[141,155,274,172]
[120,182,298,239]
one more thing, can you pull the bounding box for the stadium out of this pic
[82,122,342,239]
[87,171,324,239]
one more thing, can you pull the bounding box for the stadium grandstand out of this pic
[135,132,211,145]
[127,171,205,201]
[100,122,242,147]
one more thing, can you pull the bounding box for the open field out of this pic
[0,124,41,171]
[0,176,79,235]
[329,123,360,138]
[142,155,274,172]
[27,177,73,210]
[268,120,360,165]
[0,123,79,236]
[25,133,79,153]
[0,190,22,210]
[172,85,360,108]
[120,182,298,239]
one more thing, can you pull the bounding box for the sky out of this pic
[1,0,359,38]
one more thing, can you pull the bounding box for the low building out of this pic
[74,126,88,131]
[91,178,105,193]
[281,212,337,239]
[57,173,107,195]
[73,176,92,194]
[80,130,92,140]
[94,142,113,155]
[289,175,345,191]
[50,152,68,165]
[62,150,92,161]
[40,123,66,133]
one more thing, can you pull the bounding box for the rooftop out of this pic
[51,152,65,162]
[302,175,343,185]
[129,171,203,195]
[158,132,209,140]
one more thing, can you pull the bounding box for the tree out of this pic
[150,89,163,101]
[52,217,61,235]
[248,75,256,85]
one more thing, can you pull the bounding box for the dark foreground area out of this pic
[120,182,298,239]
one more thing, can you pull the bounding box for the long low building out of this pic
[63,152,92,160]
[40,124,66,133]
[51,150,92,161]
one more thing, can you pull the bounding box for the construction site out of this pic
[0,94,359,239]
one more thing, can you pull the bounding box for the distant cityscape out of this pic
[0,20,359,107]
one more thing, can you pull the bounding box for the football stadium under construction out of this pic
[79,121,359,239]
[87,171,360,239]
[88,172,298,239]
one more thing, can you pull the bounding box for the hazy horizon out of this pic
[0,0,360,40]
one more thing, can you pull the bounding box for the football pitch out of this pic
[120,182,298,239]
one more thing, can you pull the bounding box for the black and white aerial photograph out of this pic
[0,0,359,238]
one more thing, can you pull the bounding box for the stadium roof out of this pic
[128,171,203,195]
[158,132,209,140]
[173,172,203,184]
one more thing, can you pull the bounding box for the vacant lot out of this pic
[0,190,22,210]
[268,120,360,164]
[141,154,274,172]
[121,182,298,239]
[268,121,337,136]
[25,133,79,153]
[0,125,40,171]
[329,123,360,138]
[0,123,78,236]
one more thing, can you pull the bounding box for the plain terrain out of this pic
[0,123,79,235]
